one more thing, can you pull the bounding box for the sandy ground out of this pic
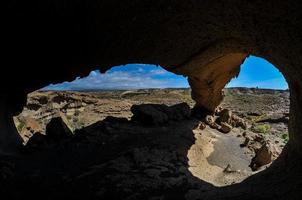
[188,126,256,186]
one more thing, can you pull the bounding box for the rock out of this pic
[215,106,223,115]
[232,115,247,130]
[205,115,215,125]
[46,117,74,141]
[197,122,206,130]
[218,109,232,124]
[220,122,232,133]
[26,103,42,111]
[131,103,191,125]
[131,104,169,125]
[240,137,251,147]
[242,131,247,137]
[168,103,191,120]
[250,143,273,171]
[25,132,47,150]
[253,134,265,143]
[205,115,221,129]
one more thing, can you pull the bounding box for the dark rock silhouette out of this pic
[131,103,191,125]
[46,117,74,141]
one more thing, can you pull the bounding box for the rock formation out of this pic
[250,143,273,171]
[131,103,191,125]
[45,116,74,141]
[203,108,247,134]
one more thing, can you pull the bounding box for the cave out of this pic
[1,1,302,199]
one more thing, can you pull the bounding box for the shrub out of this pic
[281,133,289,143]
[251,114,267,123]
[252,124,271,134]
[17,121,25,132]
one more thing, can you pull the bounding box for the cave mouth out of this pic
[13,64,193,144]
[7,57,290,197]
[187,55,289,186]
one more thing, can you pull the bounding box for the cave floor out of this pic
[1,116,276,200]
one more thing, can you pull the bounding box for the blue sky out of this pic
[226,55,288,89]
[43,55,288,90]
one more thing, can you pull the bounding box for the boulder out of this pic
[131,103,191,125]
[250,143,273,171]
[131,104,169,125]
[168,103,191,120]
[218,109,232,124]
[46,117,74,141]
[25,132,47,150]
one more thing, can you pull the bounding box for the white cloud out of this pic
[43,66,189,90]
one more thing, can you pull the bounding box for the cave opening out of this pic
[13,64,192,144]
[9,55,290,193]
[1,1,302,199]
[187,55,289,186]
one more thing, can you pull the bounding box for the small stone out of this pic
[220,122,232,133]
[240,137,250,147]
[197,122,206,130]
[223,164,233,173]
[205,115,215,125]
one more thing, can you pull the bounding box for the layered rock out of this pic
[185,53,247,113]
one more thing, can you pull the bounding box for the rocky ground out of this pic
[0,88,289,199]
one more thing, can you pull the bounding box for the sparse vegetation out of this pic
[281,133,289,143]
[252,124,271,134]
[17,121,25,132]
[251,114,267,123]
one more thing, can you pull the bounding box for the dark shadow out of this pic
[0,103,301,200]
[0,104,213,200]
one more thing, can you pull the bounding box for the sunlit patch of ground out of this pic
[188,126,257,186]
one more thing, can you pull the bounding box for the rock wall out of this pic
[186,53,247,112]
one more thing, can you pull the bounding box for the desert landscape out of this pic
[0,87,289,199]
